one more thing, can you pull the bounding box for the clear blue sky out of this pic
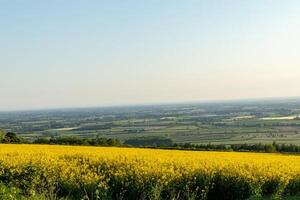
[1,1,300,110]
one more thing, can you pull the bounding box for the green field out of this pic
[1,99,300,145]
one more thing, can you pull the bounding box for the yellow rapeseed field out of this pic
[0,144,300,199]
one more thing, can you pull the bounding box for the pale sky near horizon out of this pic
[1,1,300,111]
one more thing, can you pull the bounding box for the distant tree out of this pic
[264,144,276,153]
[95,137,108,145]
[33,137,50,144]
[0,129,5,141]
[107,138,121,146]
[124,136,173,147]
[2,132,21,143]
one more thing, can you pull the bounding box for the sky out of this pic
[1,0,300,111]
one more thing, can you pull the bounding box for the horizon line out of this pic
[0,95,299,113]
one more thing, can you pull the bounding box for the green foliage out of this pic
[0,129,5,140]
[3,132,21,143]
[1,132,27,144]
[33,136,121,147]
[207,174,253,200]
[0,183,48,200]
[0,164,299,200]
[264,144,276,153]
[124,136,174,147]
[173,142,300,153]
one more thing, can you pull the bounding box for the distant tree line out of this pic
[33,137,121,146]
[0,130,27,143]
[173,142,300,153]
[2,129,300,153]
[124,136,173,147]
[0,129,121,146]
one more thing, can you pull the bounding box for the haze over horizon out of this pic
[0,96,300,112]
[1,1,300,111]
